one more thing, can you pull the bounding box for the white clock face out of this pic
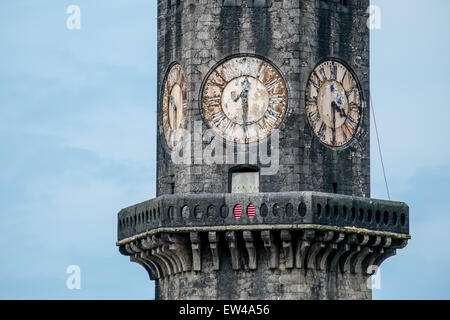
[201,56,288,144]
[306,60,362,147]
[162,64,188,150]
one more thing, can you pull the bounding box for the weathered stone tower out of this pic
[117,0,410,300]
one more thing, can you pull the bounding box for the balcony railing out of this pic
[117,191,409,242]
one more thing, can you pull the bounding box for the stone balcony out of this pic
[117,191,409,242]
[116,192,410,299]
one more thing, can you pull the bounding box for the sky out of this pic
[0,0,449,299]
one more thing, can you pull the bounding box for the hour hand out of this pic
[332,101,346,118]
[168,95,177,111]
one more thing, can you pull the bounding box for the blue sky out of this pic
[0,0,449,299]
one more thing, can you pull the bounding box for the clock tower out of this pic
[117,0,410,300]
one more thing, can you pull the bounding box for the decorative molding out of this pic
[122,228,408,281]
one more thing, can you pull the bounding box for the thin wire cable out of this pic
[370,93,391,200]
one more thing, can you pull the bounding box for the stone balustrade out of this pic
[116,191,410,299]
[117,191,409,242]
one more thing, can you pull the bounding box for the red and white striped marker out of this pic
[234,205,242,219]
[247,204,255,218]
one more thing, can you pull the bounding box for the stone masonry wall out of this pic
[155,243,371,300]
[156,0,370,198]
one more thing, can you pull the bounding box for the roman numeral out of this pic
[257,121,267,135]
[269,95,285,106]
[223,120,236,137]
[265,78,279,93]
[308,110,320,126]
[342,123,355,138]
[211,109,227,127]
[306,95,318,105]
[330,62,337,80]
[214,69,227,83]
[206,96,222,107]
[346,115,358,128]
[211,80,226,91]
[309,78,320,90]
[258,64,268,81]
[345,86,357,96]
[341,127,348,142]
[318,67,327,81]
[349,102,360,112]
[318,121,327,139]
[222,66,237,81]
[264,107,280,127]
[341,70,348,83]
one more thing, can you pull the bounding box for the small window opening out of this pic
[332,182,338,194]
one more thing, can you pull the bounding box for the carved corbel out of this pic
[307,231,334,270]
[261,230,279,269]
[295,230,315,269]
[140,251,162,279]
[369,236,382,247]
[160,234,182,274]
[140,237,152,250]
[358,234,370,246]
[129,241,142,253]
[130,254,160,281]
[153,235,180,274]
[150,236,174,276]
[391,239,408,249]
[361,236,396,274]
[124,243,135,255]
[330,233,358,272]
[208,232,220,271]
[280,230,293,269]
[353,246,373,274]
[190,232,202,271]
[306,241,326,270]
[361,235,384,273]
[138,237,168,277]
[168,234,192,272]
[342,234,361,273]
[318,232,345,271]
[225,231,240,270]
[383,237,392,248]
[243,231,257,270]
[373,248,397,270]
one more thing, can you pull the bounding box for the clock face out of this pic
[201,56,288,144]
[306,60,362,147]
[162,64,188,150]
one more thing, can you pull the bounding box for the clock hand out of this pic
[331,85,347,118]
[168,94,178,129]
[231,91,240,102]
[240,77,251,127]
[169,95,176,111]
[331,101,337,144]
[335,103,347,118]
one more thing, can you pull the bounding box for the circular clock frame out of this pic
[200,55,289,144]
[305,58,364,148]
[161,63,188,151]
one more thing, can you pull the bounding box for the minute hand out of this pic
[240,77,250,126]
